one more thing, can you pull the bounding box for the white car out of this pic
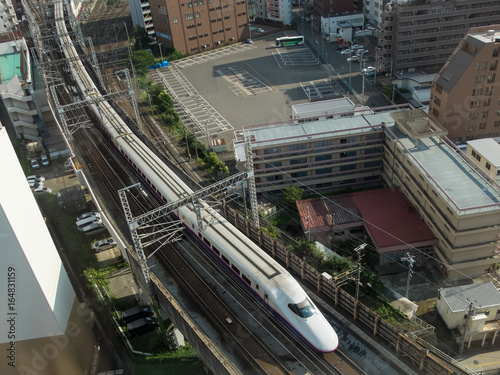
[93,238,116,252]
[347,56,359,62]
[356,49,369,56]
[34,187,52,194]
[340,49,352,55]
[27,175,46,182]
[31,158,40,169]
[76,211,101,222]
[41,154,50,167]
[362,66,376,74]
[351,44,363,50]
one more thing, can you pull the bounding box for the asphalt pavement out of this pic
[293,10,391,108]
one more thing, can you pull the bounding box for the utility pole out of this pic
[354,243,367,302]
[459,301,476,355]
[306,206,311,241]
[401,252,415,298]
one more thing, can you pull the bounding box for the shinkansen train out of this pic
[54,1,338,352]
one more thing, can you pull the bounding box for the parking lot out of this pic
[152,32,340,148]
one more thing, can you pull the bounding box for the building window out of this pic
[187,1,192,7]
[185,13,194,20]
[495,120,500,127]
[493,47,499,57]
[289,144,307,152]
[486,86,493,96]
[196,11,200,17]
[482,111,489,118]
[264,147,281,154]
[315,167,332,175]
[468,112,478,120]
[432,108,439,117]
[479,122,486,129]
[470,100,479,109]
[488,73,496,83]
[315,154,332,161]
[467,124,477,132]
[472,87,483,96]
[491,61,498,71]
[290,158,307,165]
[484,98,491,106]
[475,75,484,83]
[477,61,487,70]
[435,84,443,94]
[486,162,491,170]
[433,96,441,106]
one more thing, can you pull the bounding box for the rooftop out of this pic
[440,282,500,312]
[388,118,500,214]
[467,138,500,168]
[297,188,436,253]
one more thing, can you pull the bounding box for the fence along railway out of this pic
[24,0,470,373]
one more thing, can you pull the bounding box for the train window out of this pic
[242,274,251,285]
[256,284,259,290]
[206,240,212,248]
[213,246,220,256]
[288,299,316,318]
[221,254,229,264]
[231,264,240,275]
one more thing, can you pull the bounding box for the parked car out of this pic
[76,215,101,231]
[347,55,359,62]
[356,49,369,56]
[31,158,40,169]
[76,211,101,222]
[82,223,107,237]
[126,317,159,336]
[122,305,154,323]
[27,179,44,189]
[27,175,46,182]
[351,44,363,50]
[362,66,376,76]
[33,187,52,194]
[41,154,50,167]
[93,238,116,252]
[340,49,352,55]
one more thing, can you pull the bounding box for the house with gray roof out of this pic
[437,282,500,330]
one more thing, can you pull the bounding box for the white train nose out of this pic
[319,334,339,352]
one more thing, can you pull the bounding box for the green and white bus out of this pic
[275,36,305,47]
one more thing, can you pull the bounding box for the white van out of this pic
[82,223,107,237]
[76,215,101,231]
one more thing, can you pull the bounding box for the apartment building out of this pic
[384,110,500,279]
[429,26,500,143]
[466,138,500,183]
[147,0,250,55]
[377,0,500,74]
[129,0,156,36]
[239,111,388,195]
[236,107,500,279]
[0,124,97,375]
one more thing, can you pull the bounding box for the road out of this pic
[293,9,391,108]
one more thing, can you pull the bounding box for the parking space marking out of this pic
[151,66,234,139]
[300,78,346,100]
[216,65,273,97]
[274,45,318,67]
[172,43,257,69]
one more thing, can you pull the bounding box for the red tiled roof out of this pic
[296,188,436,252]
[351,188,436,252]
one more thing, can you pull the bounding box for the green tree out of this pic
[295,239,315,259]
[132,26,151,50]
[282,185,304,207]
[131,50,155,76]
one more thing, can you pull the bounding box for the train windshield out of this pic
[288,299,316,318]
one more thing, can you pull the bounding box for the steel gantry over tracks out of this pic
[118,170,256,295]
